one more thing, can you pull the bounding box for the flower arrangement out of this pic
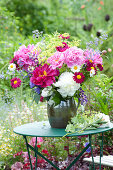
[7,32,104,109]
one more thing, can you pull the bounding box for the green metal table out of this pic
[13,121,113,170]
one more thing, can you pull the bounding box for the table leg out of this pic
[89,134,95,170]
[23,136,33,170]
[35,137,38,170]
[99,132,103,170]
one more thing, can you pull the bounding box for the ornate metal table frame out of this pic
[13,121,113,170]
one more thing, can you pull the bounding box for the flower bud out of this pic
[83,24,87,31]
[108,48,112,52]
[102,50,107,55]
[105,14,110,21]
[87,23,93,31]
[96,31,101,37]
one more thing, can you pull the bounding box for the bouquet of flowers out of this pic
[8,32,104,108]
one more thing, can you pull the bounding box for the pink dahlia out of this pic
[30,64,59,87]
[73,72,85,84]
[11,77,22,88]
[83,49,103,65]
[64,47,84,68]
[10,44,39,71]
[47,51,65,69]
[56,42,69,52]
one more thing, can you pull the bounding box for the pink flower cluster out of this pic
[47,46,103,70]
[10,44,39,71]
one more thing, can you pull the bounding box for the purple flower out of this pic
[34,87,41,94]
[84,142,91,153]
[30,81,35,88]
[79,88,88,106]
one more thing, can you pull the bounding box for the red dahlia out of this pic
[73,72,85,84]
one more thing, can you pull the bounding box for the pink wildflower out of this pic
[29,137,43,147]
[56,42,69,52]
[83,49,103,65]
[30,64,59,87]
[47,51,65,69]
[11,162,23,170]
[13,151,23,158]
[10,77,21,88]
[64,47,84,68]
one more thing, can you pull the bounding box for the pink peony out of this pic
[29,137,43,147]
[47,51,65,69]
[10,77,21,88]
[64,47,84,68]
[10,44,39,71]
[83,49,103,65]
[30,64,59,87]
[56,42,69,52]
[11,162,23,170]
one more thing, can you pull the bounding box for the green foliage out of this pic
[3,0,47,35]
[65,111,108,135]
[85,74,113,115]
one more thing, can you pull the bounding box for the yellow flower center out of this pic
[91,67,94,70]
[39,71,47,77]
[14,80,17,84]
[74,66,78,70]
[77,75,81,79]
[89,60,93,63]
[102,65,103,67]
[43,71,47,76]
[10,65,14,68]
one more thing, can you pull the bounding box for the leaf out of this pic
[33,93,40,104]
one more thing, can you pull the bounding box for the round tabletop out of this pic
[13,121,113,137]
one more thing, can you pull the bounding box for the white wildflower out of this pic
[8,63,16,71]
[90,69,95,77]
[71,65,81,73]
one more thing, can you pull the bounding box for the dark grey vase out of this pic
[47,98,77,128]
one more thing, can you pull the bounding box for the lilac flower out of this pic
[79,88,88,106]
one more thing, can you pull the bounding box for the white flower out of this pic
[96,113,111,128]
[71,65,81,73]
[8,63,16,71]
[41,86,52,97]
[54,72,80,98]
[90,69,95,77]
